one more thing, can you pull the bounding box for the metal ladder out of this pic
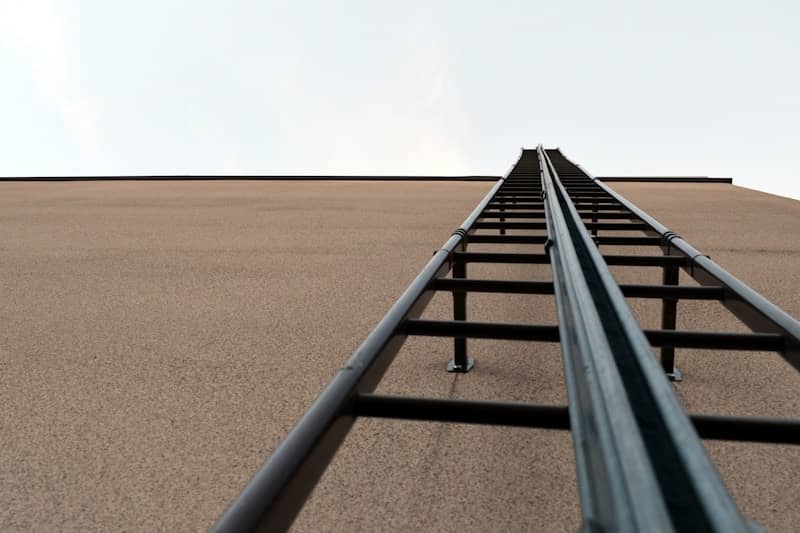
[214,146,800,532]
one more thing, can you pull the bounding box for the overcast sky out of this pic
[1,1,798,199]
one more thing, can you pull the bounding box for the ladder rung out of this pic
[622,284,725,300]
[355,394,569,429]
[595,236,662,245]
[479,211,548,218]
[603,254,690,267]
[646,330,784,351]
[480,211,640,219]
[466,235,659,246]
[453,251,551,264]
[577,212,639,219]
[473,221,649,231]
[404,319,784,351]
[493,194,544,199]
[487,203,628,211]
[432,279,725,300]
[571,202,623,207]
[486,203,546,209]
[403,319,560,341]
[584,222,650,231]
[432,278,554,294]
[472,221,548,230]
[452,251,690,267]
[356,394,800,445]
[468,235,548,244]
[568,196,616,201]
[690,413,800,444]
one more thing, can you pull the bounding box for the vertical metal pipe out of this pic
[449,241,474,372]
[500,197,506,235]
[661,265,682,381]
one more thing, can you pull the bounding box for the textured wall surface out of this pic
[0,180,797,531]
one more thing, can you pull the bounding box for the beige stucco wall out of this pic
[0,180,797,531]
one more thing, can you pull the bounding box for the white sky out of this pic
[1,1,798,199]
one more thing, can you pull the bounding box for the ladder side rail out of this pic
[539,147,752,532]
[537,146,673,531]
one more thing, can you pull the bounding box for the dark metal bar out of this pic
[603,255,690,267]
[493,193,546,198]
[571,203,622,209]
[661,265,682,380]
[406,318,783,352]
[449,242,474,372]
[467,235,548,244]
[432,278,725,300]
[646,330,784,351]
[433,278,555,295]
[499,197,506,235]
[404,319,560,342]
[624,284,724,300]
[355,394,570,430]
[561,191,613,197]
[567,198,620,203]
[493,197,618,203]
[453,251,551,265]
[486,203,545,209]
[594,236,662,246]
[473,221,649,231]
[480,211,548,218]
[479,211,639,219]
[584,222,649,231]
[473,221,548,230]
[487,203,630,211]
[690,413,800,444]
[355,395,800,445]
[488,202,625,209]
[580,212,638,219]
[452,251,690,268]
